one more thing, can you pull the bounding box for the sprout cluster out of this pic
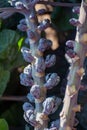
[2,0,62,129]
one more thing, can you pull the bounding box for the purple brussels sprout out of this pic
[37,19,51,31]
[21,47,35,63]
[18,19,27,32]
[37,9,47,15]
[24,109,40,127]
[17,23,28,31]
[23,65,32,77]
[35,57,46,73]
[8,0,17,6]
[44,73,60,89]
[20,73,34,86]
[66,49,77,58]
[27,93,35,103]
[72,6,80,14]
[51,97,62,114]
[30,85,41,99]
[69,18,81,27]
[65,40,75,49]
[42,96,61,115]
[65,49,79,64]
[22,102,34,112]
[42,97,55,115]
[15,1,25,9]
[38,38,52,52]
[45,54,56,68]
[19,19,26,24]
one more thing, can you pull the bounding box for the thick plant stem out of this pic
[59,1,87,130]
[25,12,48,130]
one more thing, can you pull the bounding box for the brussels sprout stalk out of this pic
[0,0,63,130]
[59,0,87,129]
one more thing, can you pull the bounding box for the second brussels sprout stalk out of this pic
[59,0,87,129]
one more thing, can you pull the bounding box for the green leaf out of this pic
[0,119,9,130]
[0,29,20,59]
[0,29,25,70]
[7,52,26,70]
[0,104,23,126]
[0,66,10,96]
[18,37,24,50]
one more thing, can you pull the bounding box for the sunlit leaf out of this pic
[0,119,9,130]
[18,37,24,50]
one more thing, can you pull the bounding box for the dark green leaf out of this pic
[0,66,10,96]
[0,29,20,59]
[0,29,25,70]
[0,104,23,126]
